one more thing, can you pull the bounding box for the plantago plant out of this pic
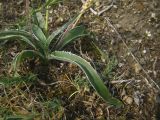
[0,1,122,107]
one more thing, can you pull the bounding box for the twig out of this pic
[81,0,114,16]
[106,106,111,120]
[111,79,141,84]
[25,0,31,30]
[25,0,29,18]
[97,3,113,16]
[153,57,157,78]
[37,80,70,86]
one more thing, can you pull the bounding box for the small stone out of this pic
[113,5,118,9]
[123,96,133,105]
[146,30,152,37]
[133,91,141,105]
[118,63,124,67]
[138,39,142,43]
[134,63,142,74]
[10,52,16,57]
[143,49,147,54]
[49,10,53,14]
[116,24,121,29]
[95,1,100,7]
[151,13,156,19]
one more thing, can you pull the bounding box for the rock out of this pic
[134,63,142,74]
[123,96,133,105]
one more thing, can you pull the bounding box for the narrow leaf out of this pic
[32,24,48,55]
[0,30,36,49]
[4,114,34,120]
[11,50,45,76]
[32,24,47,45]
[55,25,88,50]
[0,30,32,38]
[35,12,45,29]
[47,16,78,47]
[49,51,122,107]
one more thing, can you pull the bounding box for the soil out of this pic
[0,0,160,120]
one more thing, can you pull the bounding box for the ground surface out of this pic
[0,0,160,120]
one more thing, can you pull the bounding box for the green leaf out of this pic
[0,75,36,86]
[49,51,123,107]
[104,56,118,77]
[11,50,45,76]
[34,12,45,30]
[0,30,36,49]
[4,114,34,120]
[47,16,78,47]
[32,24,47,50]
[55,25,88,50]
[92,42,109,62]
[32,10,39,24]
[0,30,32,38]
[0,30,44,55]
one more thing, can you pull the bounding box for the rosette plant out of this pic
[0,1,122,107]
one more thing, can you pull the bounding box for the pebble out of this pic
[134,63,142,74]
[142,49,147,54]
[123,96,133,105]
[145,30,152,37]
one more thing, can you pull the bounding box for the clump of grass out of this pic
[103,56,118,79]
[43,98,64,119]
[0,74,36,87]
[68,75,90,99]
[92,42,118,78]
[0,107,13,119]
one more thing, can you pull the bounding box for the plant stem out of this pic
[45,4,49,35]
[25,0,31,30]
[72,0,94,28]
